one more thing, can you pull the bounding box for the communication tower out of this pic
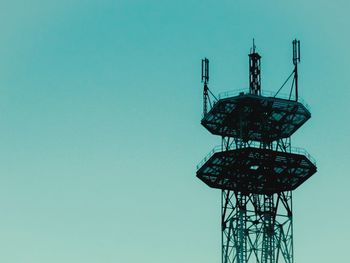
[196,40,317,263]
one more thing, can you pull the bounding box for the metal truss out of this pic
[221,190,293,263]
[221,137,293,263]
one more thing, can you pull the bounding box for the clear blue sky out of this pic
[0,0,348,262]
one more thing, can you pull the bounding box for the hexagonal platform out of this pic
[196,147,316,194]
[201,93,310,142]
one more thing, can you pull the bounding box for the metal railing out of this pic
[215,89,311,111]
[196,141,316,170]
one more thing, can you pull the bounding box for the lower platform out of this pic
[196,147,317,194]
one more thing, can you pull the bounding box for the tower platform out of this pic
[196,146,316,194]
[201,93,310,142]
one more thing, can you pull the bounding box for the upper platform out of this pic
[196,145,317,194]
[201,91,311,142]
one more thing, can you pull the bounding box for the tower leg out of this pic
[262,195,275,263]
[222,190,247,263]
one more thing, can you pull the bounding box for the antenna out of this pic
[202,58,209,84]
[252,38,256,53]
[202,58,209,115]
[292,39,300,65]
[249,40,261,95]
[292,39,300,101]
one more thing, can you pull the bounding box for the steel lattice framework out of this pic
[196,40,316,263]
[221,191,293,263]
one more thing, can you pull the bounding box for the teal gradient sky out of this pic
[0,0,349,262]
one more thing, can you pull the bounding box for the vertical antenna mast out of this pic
[292,39,301,101]
[249,39,261,95]
[202,58,209,115]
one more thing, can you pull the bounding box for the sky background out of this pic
[0,0,348,262]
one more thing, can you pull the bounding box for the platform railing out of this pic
[215,89,311,111]
[196,142,316,170]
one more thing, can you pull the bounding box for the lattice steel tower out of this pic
[196,40,317,263]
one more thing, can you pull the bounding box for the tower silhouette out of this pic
[196,40,316,263]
